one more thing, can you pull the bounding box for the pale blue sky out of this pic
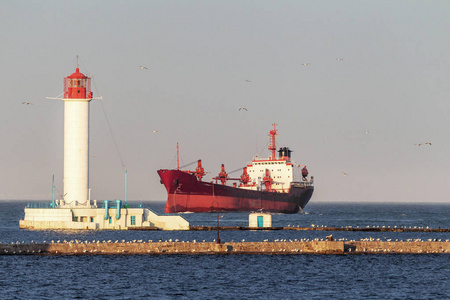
[1,1,449,203]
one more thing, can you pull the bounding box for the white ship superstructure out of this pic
[245,154,298,192]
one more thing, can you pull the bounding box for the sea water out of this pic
[0,201,448,299]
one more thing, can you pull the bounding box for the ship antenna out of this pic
[51,174,55,208]
[177,142,180,170]
[124,169,128,206]
[268,123,278,160]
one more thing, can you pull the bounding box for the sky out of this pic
[1,1,450,203]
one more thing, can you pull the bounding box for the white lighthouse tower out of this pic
[61,60,93,207]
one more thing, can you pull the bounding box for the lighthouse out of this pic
[61,60,93,207]
[19,59,190,230]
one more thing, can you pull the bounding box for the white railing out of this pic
[291,181,314,188]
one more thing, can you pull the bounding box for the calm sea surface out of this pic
[0,201,449,299]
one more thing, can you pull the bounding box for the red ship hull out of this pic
[158,169,314,213]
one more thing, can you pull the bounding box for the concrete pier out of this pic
[1,240,448,255]
[187,226,450,232]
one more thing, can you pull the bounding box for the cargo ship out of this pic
[158,124,314,213]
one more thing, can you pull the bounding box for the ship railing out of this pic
[26,202,57,209]
[100,201,145,209]
[290,181,314,188]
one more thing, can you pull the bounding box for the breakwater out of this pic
[187,226,450,232]
[1,239,448,255]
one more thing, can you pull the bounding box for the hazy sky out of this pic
[1,1,450,203]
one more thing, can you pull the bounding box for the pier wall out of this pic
[348,241,449,254]
[1,240,448,255]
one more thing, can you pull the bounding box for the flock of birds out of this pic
[5,236,448,245]
[309,224,436,230]
[21,63,434,160]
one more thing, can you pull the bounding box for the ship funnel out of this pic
[278,147,292,159]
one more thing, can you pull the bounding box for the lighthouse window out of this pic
[69,79,86,88]
[131,216,136,225]
[69,79,79,87]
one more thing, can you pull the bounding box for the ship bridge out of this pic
[245,156,298,193]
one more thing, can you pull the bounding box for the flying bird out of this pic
[239,108,248,111]
[140,66,148,70]
[343,172,348,176]
[336,58,344,61]
[302,63,311,66]
[425,142,432,145]
[22,102,32,105]
[414,144,422,146]
[153,130,158,133]
[365,131,370,134]
[244,79,251,82]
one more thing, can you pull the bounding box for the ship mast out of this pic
[268,123,278,160]
[177,142,180,170]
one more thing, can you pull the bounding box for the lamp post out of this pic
[216,211,221,244]
[211,203,220,244]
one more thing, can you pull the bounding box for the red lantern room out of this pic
[63,65,93,99]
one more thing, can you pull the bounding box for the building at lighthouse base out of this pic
[19,200,189,231]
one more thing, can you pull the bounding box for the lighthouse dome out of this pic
[68,68,88,79]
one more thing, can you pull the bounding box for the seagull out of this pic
[152,130,158,133]
[414,144,422,146]
[425,142,432,145]
[343,172,348,176]
[139,66,148,70]
[365,131,370,134]
[336,58,344,61]
[244,79,251,82]
[239,108,248,111]
[302,63,311,66]
[22,102,32,105]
